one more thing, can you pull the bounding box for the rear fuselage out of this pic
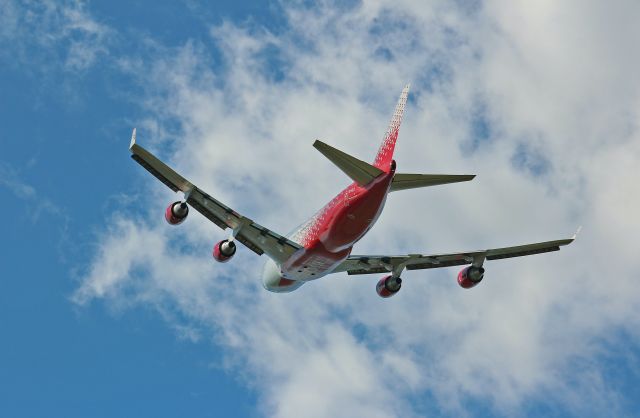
[262,163,396,292]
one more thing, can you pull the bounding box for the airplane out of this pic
[129,85,576,297]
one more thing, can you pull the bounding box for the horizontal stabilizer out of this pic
[389,173,475,192]
[313,140,384,186]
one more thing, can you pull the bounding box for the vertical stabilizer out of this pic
[373,84,410,171]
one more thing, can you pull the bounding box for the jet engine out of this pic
[213,239,237,262]
[165,201,189,225]
[457,265,485,289]
[376,275,402,298]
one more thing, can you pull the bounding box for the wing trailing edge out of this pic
[334,234,576,276]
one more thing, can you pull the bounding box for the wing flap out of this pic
[185,189,232,230]
[406,258,470,270]
[235,221,302,260]
[347,267,388,275]
[235,233,264,256]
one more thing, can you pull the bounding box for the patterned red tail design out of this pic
[373,84,410,171]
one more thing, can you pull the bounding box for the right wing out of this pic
[129,129,302,264]
[333,235,577,275]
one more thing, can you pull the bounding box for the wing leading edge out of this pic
[129,129,302,264]
[333,235,577,276]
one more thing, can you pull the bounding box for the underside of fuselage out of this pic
[262,167,395,293]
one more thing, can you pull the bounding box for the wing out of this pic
[333,235,577,275]
[129,129,302,264]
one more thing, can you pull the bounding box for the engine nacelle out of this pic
[376,275,402,298]
[165,201,189,225]
[213,239,237,262]
[457,265,485,289]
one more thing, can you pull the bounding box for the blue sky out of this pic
[0,2,266,416]
[2,1,640,417]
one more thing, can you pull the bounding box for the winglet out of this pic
[572,226,582,240]
[129,128,137,150]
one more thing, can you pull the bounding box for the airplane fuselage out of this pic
[262,163,396,292]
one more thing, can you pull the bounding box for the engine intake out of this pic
[376,275,402,298]
[457,266,485,289]
[213,239,237,262]
[165,201,189,225]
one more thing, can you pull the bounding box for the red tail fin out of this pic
[373,84,410,171]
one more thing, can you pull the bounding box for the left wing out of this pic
[333,235,577,275]
[129,129,302,264]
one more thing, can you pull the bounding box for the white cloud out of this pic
[0,0,112,71]
[0,161,63,222]
[74,1,640,417]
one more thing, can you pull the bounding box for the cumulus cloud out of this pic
[74,1,640,417]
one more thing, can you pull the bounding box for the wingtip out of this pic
[313,139,327,151]
[129,128,137,150]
